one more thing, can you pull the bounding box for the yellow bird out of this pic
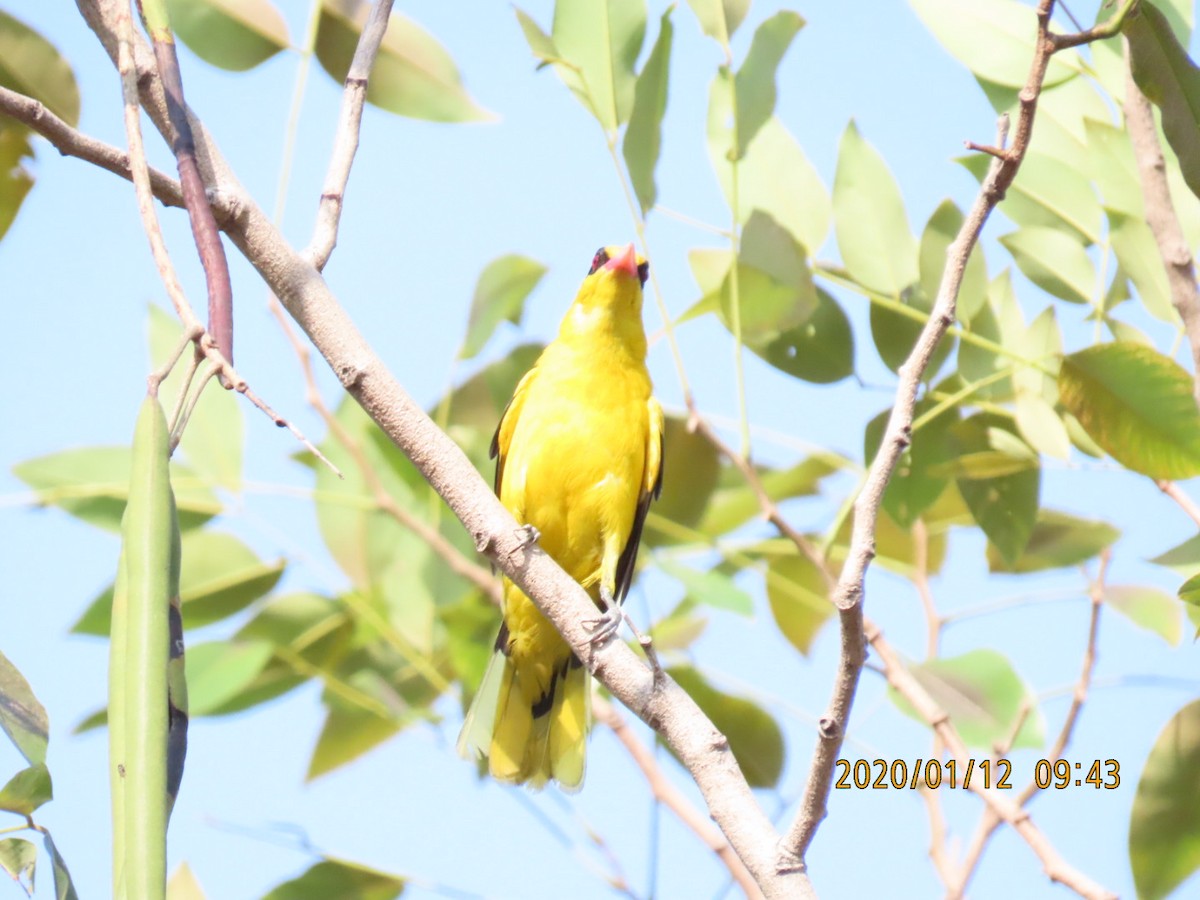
[457,243,664,791]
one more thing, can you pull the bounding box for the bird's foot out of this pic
[507,524,541,559]
[585,603,623,647]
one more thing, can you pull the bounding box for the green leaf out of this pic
[998,227,1094,304]
[667,666,783,787]
[909,0,1082,89]
[1152,533,1200,576]
[1104,585,1182,645]
[74,530,285,635]
[0,650,48,766]
[892,649,1045,749]
[726,210,818,339]
[623,8,673,214]
[1084,118,1143,218]
[1129,699,1200,900]
[732,11,804,158]
[0,839,35,895]
[919,199,987,324]
[866,398,959,528]
[831,504,950,579]
[308,700,402,780]
[184,641,275,716]
[149,305,243,491]
[0,764,51,815]
[958,151,1101,244]
[551,0,646,130]
[1180,571,1200,606]
[0,123,35,242]
[1125,1,1200,204]
[657,559,753,616]
[12,447,219,532]
[646,416,721,543]
[459,255,546,359]
[950,414,1039,566]
[41,831,77,900]
[957,270,1023,402]
[1013,305,1062,403]
[262,859,404,900]
[0,11,79,125]
[833,120,919,296]
[1108,211,1178,324]
[766,554,833,655]
[697,455,842,538]
[1059,342,1200,479]
[752,287,854,384]
[707,72,829,254]
[164,0,289,71]
[1013,391,1070,461]
[987,509,1118,573]
[316,0,493,122]
[648,599,708,652]
[685,0,749,45]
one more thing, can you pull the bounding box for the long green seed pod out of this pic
[117,392,175,900]
[108,530,129,899]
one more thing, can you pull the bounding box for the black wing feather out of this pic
[613,428,664,603]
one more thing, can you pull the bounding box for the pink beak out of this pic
[604,243,639,277]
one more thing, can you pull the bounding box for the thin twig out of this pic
[912,518,940,659]
[593,696,763,900]
[1123,45,1200,406]
[948,550,1111,899]
[142,0,235,364]
[1157,479,1200,527]
[0,85,187,209]
[778,2,1130,879]
[304,0,395,270]
[113,2,338,476]
[866,621,1114,900]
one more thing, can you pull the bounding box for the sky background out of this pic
[2,1,1199,898]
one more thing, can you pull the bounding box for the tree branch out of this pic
[593,696,763,899]
[304,0,394,270]
[1156,479,1200,528]
[73,0,809,894]
[777,0,1113,873]
[948,550,1111,899]
[1123,46,1200,405]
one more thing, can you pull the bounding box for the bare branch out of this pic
[305,0,395,270]
[1157,479,1200,528]
[74,1,809,893]
[0,84,186,209]
[867,622,1115,900]
[1124,50,1200,405]
[778,0,1111,873]
[593,697,763,899]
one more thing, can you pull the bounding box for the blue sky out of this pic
[3,1,1199,898]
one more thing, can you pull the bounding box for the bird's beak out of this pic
[603,243,639,278]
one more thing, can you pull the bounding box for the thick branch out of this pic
[74,0,808,894]
[1124,50,1200,405]
[305,0,394,270]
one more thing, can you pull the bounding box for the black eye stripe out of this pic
[588,247,610,275]
[637,260,649,287]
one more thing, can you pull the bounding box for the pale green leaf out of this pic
[553,0,646,130]
[987,508,1118,573]
[0,650,49,766]
[910,0,1082,89]
[317,0,493,122]
[623,8,673,214]
[833,120,919,296]
[1104,585,1182,645]
[959,151,1101,244]
[1129,699,1200,900]
[658,559,753,616]
[1108,211,1179,324]
[1014,391,1070,460]
[41,831,77,900]
[766,554,833,656]
[0,764,51,815]
[733,11,804,158]
[1059,342,1200,479]
[892,649,1045,748]
[999,227,1094,303]
[459,255,547,359]
[0,11,79,125]
[185,641,275,716]
[164,0,289,71]
[0,839,35,895]
[685,0,750,45]
[919,199,987,324]
[1084,118,1143,217]
[262,859,404,900]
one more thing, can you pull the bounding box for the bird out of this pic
[457,243,664,791]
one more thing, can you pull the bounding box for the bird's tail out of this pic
[457,628,591,791]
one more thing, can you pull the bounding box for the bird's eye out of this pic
[637,260,649,287]
[588,247,610,275]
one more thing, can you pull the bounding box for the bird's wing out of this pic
[614,398,665,604]
[490,367,539,497]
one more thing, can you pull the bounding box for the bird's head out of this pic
[567,243,649,324]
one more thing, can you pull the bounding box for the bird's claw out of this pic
[508,524,541,559]
[585,604,623,646]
